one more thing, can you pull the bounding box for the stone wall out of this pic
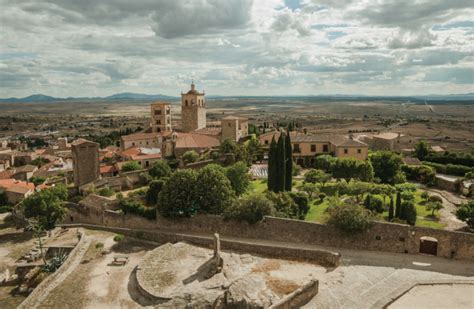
[270,279,319,309]
[64,206,474,261]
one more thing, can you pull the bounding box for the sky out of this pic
[0,0,473,98]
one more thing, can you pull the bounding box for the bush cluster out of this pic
[119,199,156,220]
[422,161,473,176]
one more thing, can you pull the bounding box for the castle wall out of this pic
[64,207,474,261]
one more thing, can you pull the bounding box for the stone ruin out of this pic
[135,233,320,308]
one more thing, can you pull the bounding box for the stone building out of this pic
[71,139,100,187]
[221,116,249,142]
[181,82,206,132]
[150,102,172,133]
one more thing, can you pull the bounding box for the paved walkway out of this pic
[419,187,467,230]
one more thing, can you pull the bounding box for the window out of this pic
[167,118,171,124]
[323,144,328,152]
[154,110,162,115]
[293,144,301,153]
[344,148,348,154]
[145,161,150,167]
[156,120,161,125]
[357,149,361,154]
[228,123,231,127]
[132,142,135,146]
[185,100,188,106]
[265,140,269,145]
[311,144,316,152]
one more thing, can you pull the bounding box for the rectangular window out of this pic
[311,144,316,152]
[357,149,361,154]
[323,144,328,152]
[293,144,301,153]
[154,110,162,115]
[344,148,348,154]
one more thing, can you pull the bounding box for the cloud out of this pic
[271,8,311,36]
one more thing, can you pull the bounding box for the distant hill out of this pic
[0,92,178,103]
[0,92,472,103]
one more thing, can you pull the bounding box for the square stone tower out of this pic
[221,116,249,142]
[151,102,172,133]
[71,139,100,187]
[181,82,206,132]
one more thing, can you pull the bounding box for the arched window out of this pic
[185,100,188,107]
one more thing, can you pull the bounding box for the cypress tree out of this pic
[275,133,286,192]
[267,136,277,192]
[388,197,394,221]
[395,191,401,218]
[285,132,293,191]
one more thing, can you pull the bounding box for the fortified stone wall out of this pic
[65,207,474,261]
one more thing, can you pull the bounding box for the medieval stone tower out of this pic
[71,139,100,187]
[181,82,206,132]
[150,102,172,133]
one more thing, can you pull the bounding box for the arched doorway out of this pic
[419,236,438,256]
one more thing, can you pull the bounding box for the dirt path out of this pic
[420,188,467,231]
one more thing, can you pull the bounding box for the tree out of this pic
[395,191,401,218]
[29,176,46,186]
[267,137,277,192]
[23,185,68,231]
[426,201,443,217]
[346,181,371,203]
[182,150,199,164]
[314,155,336,172]
[405,202,417,226]
[285,133,293,191]
[456,200,474,229]
[275,132,286,192]
[122,161,141,172]
[388,198,394,221]
[370,151,404,184]
[246,138,262,163]
[158,169,198,218]
[414,140,430,160]
[299,182,319,200]
[332,158,373,182]
[22,185,68,264]
[266,191,299,219]
[148,160,171,179]
[326,199,373,233]
[226,161,250,196]
[146,179,167,205]
[288,192,310,220]
[304,169,331,188]
[224,194,275,224]
[195,165,235,215]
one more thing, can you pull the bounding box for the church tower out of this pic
[181,82,206,132]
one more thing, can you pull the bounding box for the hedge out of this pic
[422,161,473,176]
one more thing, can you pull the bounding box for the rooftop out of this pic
[175,132,220,149]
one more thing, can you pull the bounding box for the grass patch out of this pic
[249,180,267,195]
[305,199,330,223]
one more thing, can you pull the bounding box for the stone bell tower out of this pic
[181,81,206,132]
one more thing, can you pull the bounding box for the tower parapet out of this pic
[181,82,206,132]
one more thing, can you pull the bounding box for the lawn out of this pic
[305,199,330,223]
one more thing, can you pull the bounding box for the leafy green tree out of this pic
[22,185,68,231]
[267,136,277,192]
[370,151,404,184]
[298,182,319,200]
[148,160,171,179]
[314,155,336,172]
[326,199,373,233]
[226,161,250,196]
[29,176,46,186]
[246,138,262,163]
[364,194,384,213]
[332,158,374,182]
[288,192,310,219]
[456,200,474,228]
[285,133,293,191]
[224,194,275,224]
[405,202,417,226]
[346,181,371,203]
[426,201,443,217]
[97,187,114,197]
[122,161,141,172]
[414,140,430,160]
[146,179,167,205]
[182,150,199,164]
[195,165,235,214]
[158,169,198,218]
[304,169,331,188]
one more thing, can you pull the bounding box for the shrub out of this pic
[146,179,167,205]
[318,193,326,202]
[288,192,310,220]
[326,202,373,233]
[426,201,443,216]
[266,191,299,219]
[113,234,125,242]
[405,202,417,226]
[402,165,436,185]
[41,252,67,273]
[422,161,473,176]
[97,187,114,197]
[182,150,199,164]
[122,161,141,172]
[363,194,384,214]
[425,152,474,167]
[420,191,429,201]
[226,161,251,196]
[428,195,443,203]
[95,242,104,249]
[148,160,171,179]
[119,199,156,220]
[313,155,336,172]
[456,200,474,229]
[224,194,275,224]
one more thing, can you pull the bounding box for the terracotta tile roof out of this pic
[121,147,141,157]
[175,132,220,149]
[333,138,368,147]
[194,127,222,136]
[131,153,162,160]
[15,165,37,173]
[121,132,159,141]
[0,179,35,191]
[100,165,117,174]
[0,170,15,179]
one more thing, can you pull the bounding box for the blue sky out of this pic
[0,0,473,97]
